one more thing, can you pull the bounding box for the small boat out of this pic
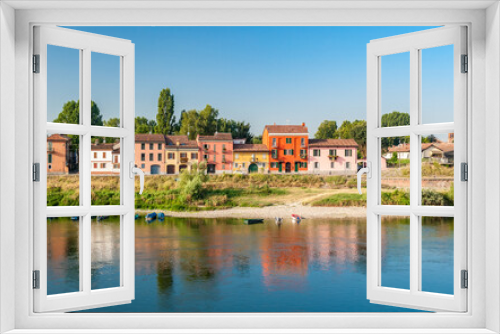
[275,217,283,225]
[158,212,165,220]
[291,214,302,223]
[97,215,109,221]
[135,213,140,220]
[244,218,264,225]
[146,212,157,221]
[70,216,79,221]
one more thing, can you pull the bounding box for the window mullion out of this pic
[409,47,420,294]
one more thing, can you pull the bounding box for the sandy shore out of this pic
[137,205,367,219]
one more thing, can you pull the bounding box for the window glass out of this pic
[381,52,410,127]
[91,136,121,206]
[91,52,120,127]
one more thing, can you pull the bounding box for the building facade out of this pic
[308,139,358,175]
[47,134,72,174]
[262,123,308,173]
[197,133,233,174]
[90,142,120,175]
[232,144,269,174]
[135,134,165,175]
[165,135,199,174]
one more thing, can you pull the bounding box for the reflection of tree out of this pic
[156,258,174,294]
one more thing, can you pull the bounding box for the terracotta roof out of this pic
[165,135,198,149]
[198,132,233,141]
[388,143,454,153]
[91,143,117,151]
[47,134,70,142]
[233,144,269,152]
[264,124,308,134]
[309,139,358,147]
[135,134,165,143]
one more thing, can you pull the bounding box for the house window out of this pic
[48,141,53,151]
[203,155,208,160]
[235,153,239,160]
[314,162,319,169]
[234,163,238,168]
[180,153,187,158]
[141,143,145,150]
[301,138,305,147]
[149,143,153,150]
[48,165,52,169]
[223,144,226,151]
[103,152,107,159]
[191,153,198,159]
[272,149,278,159]
[346,162,351,169]
[242,163,246,168]
[141,153,145,161]
[272,138,277,147]
[100,163,106,168]
[222,164,225,170]
[93,163,97,169]
[48,154,52,163]
[168,153,174,159]
[313,149,320,157]
[114,156,119,163]
[262,153,266,159]
[301,162,307,168]
[141,164,145,169]
[213,155,216,162]
[345,149,353,157]
[158,143,162,150]
[329,149,337,156]
[157,153,162,161]
[286,138,292,144]
[204,144,209,150]
[331,162,335,169]
[149,153,153,161]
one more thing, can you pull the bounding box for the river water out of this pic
[46,216,454,312]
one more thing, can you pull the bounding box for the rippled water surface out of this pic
[46,216,454,312]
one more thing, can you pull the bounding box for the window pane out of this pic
[91,52,120,127]
[421,45,454,124]
[47,217,80,295]
[47,45,80,124]
[380,52,410,127]
[381,136,410,205]
[91,215,121,290]
[47,133,80,206]
[421,133,454,206]
[421,216,454,295]
[381,215,410,290]
[91,137,121,205]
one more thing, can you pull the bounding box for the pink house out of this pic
[308,139,358,175]
[197,132,233,174]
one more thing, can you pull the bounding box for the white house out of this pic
[90,142,120,175]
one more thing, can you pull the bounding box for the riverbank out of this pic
[136,203,367,219]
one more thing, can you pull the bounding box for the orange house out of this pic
[262,123,309,173]
[47,134,71,174]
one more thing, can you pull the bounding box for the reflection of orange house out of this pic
[262,123,309,173]
[47,134,71,174]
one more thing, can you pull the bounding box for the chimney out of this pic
[302,122,305,127]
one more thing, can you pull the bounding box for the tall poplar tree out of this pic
[155,88,176,135]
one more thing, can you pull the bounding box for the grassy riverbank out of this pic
[47,171,454,211]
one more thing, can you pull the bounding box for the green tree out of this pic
[179,109,200,140]
[104,117,120,127]
[155,88,175,135]
[135,117,156,134]
[315,120,338,139]
[251,136,262,144]
[380,111,410,149]
[217,118,253,141]
[53,100,103,151]
[335,119,367,158]
[179,105,219,139]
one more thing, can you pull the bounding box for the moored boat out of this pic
[97,215,109,221]
[244,218,264,225]
[135,213,140,220]
[70,216,79,221]
[291,214,302,223]
[158,212,165,220]
[146,212,157,221]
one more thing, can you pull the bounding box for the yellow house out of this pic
[232,144,269,174]
[164,135,199,174]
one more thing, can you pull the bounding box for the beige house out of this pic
[165,135,199,174]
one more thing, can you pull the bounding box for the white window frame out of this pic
[2,2,497,333]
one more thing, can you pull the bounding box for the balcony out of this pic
[251,157,258,162]
[222,157,226,163]
[180,157,189,163]
[328,155,338,161]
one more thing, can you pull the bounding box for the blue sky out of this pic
[48,26,453,136]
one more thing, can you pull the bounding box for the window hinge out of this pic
[33,163,40,182]
[461,54,468,73]
[461,270,468,289]
[33,270,40,289]
[33,54,40,73]
[461,162,468,182]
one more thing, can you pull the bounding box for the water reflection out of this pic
[46,217,454,312]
